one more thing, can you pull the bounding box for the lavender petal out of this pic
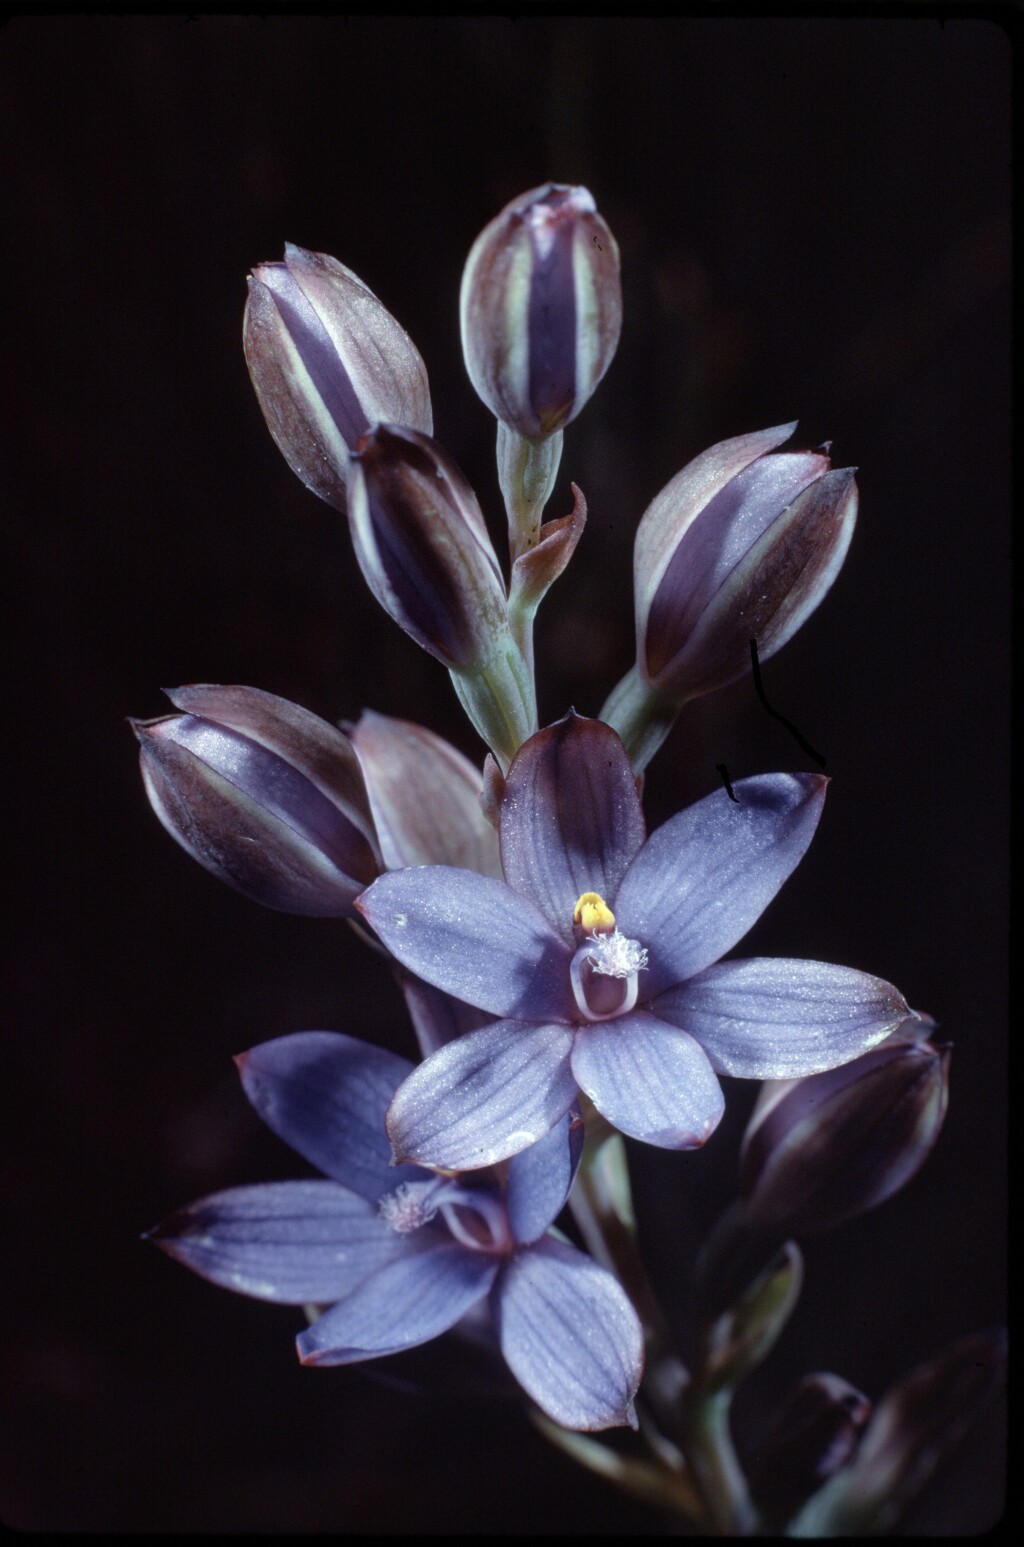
[494,1236,643,1430]
[504,1105,585,1245]
[500,713,646,945]
[386,1019,578,1171]
[296,1240,498,1364]
[656,958,911,1079]
[615,772,827,992]
[358,867,574,1020]
[570,1010,725,1149]
[147,1180,405,1303]
[236,1032,422,1200]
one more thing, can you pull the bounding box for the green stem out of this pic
[449,633,538,771]
[682,1385,759,1536]
[599,664,681,774]
[497,423,563,562]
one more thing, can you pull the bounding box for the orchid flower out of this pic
[359,714,913,1172]
[148,1030,643,1432]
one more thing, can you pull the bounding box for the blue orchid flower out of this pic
[359,713,914,1172]
[148,1030,643,1432]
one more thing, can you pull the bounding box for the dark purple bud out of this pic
[634,424,858,702]
[243,245,432,512]
[789,1331,1006,1534]
[347,424,510,671]
[750,1372,871,1524]
[460,183,622,439]
[740,1034,950,1235]
[132,684,381,915]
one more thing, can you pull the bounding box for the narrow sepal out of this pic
[146,1180,404,1304]
[654,958,910,1079]
[614,773,827,992]
[500,714,645,946]
[296,1240,499,1365]
[235,1031,421,1202]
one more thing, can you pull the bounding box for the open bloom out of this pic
[359,714,912,1171]
[148,1031,643,1431]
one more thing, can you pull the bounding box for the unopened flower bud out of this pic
[740,1035,950,1236]
[604,424,858,771]
[460,183,622,440]
[132,684,381,915]
[638,423,857,700]
[347,425,510,670]
[750,1372,871,1524]
[789,1332,1006,1535]
[244,244,432,511]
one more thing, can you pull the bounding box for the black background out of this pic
[4,12,1008,1533]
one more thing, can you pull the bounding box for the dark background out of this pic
[4,13,1008,1534]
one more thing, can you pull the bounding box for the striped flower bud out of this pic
[603,424,859,770]
[460,183,622,440]
[637,424,858,700]
[740,1034,950,1236]
[132,684,381,916]
[243,244,432,512]
[347,425,510,670]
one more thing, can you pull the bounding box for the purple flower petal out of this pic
[358,867,574,1020]
[147,1180,405,1303]
[351,710,501,876]
[504,1105,585,1245]
[614,773,827,992]
[570,1011,725,1149]
[386,1019,578,1171]
[500,714,646,946]
[655,958,912,1079]
[236,1032,422,1201]
[296,1239,498,1364]
[494,1236,643,1430]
